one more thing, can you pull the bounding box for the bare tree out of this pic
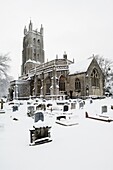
[0,54,11,97]
[94,54,113,78]
[0,53,11,78]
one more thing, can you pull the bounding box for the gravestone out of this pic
[90,99,93,104]
[111,105,113,110]
[63,105,69,112]
[0,99,4,109]
[79,102,84,109]
[34,111,44,122]
[102,106,107,113]
[12,105,18,112]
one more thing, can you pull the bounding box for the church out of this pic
[9,21,104,100]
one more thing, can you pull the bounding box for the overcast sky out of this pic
[0,0,113,79]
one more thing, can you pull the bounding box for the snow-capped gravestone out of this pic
[29,111,52,145]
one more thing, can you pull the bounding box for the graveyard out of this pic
[0,97,113,170]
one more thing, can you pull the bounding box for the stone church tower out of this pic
[21,20,45,75]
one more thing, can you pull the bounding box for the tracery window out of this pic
[59,75,65,91]
[46,78,51,94]
[91,69,99,87]
[75,78,81,92]
[30,79,34,96]
[37,79,41,94]
[33,49,36,60]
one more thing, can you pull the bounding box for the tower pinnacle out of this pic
[29,20,33,31]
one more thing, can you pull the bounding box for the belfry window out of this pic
[91,69,99,87]
[37,39,40,44]
[75,78,81,92]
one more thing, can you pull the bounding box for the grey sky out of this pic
[0,0,113,78]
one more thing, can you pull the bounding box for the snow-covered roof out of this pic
[69,58,93,75]
[25,59,41,65]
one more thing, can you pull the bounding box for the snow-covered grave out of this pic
[0,97,113,170]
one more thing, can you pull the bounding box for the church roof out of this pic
[69,58,93,75]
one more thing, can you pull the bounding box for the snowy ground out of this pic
[0,97,113,170]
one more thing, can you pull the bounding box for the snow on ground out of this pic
[0,97,113,170]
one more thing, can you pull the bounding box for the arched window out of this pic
[91,69,99,87]
[75,78,81,92]
[37,54,39,60]
[37,79,41,94]
[46,78,51,94]
[33,49,36,60]
[30,79,34,96]
[59,75,65,91]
